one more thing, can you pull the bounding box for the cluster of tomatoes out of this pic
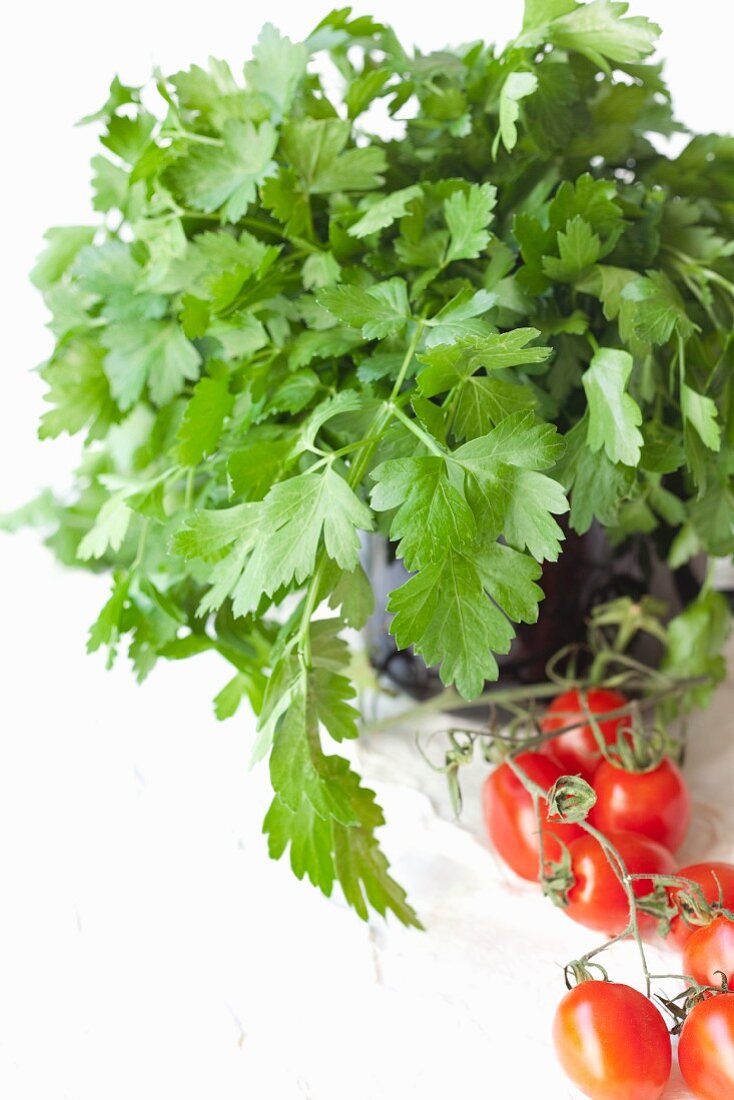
[481,687,734,1100]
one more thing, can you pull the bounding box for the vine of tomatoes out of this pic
[475,675,734,1100]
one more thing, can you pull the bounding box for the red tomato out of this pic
[564,831,676,935]
[482,751,583,881]
[679,993,734,1099]
[683,916,734,989]
[590,756,691,852]
[553,980,671,1100]
[540,688,631,781]
[666,862,734,950]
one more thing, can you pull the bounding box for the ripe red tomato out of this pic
[590,756,691,853]
[683,916,734,989]
[540,688,631,781]
[679,993,734,1099]
[564,831,676,935]
[666,862,734,950]
[482,751,583,881]
[553,980,671,1100]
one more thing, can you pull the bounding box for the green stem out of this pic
[390,404,445,457]
[185,468,195,511]
[176,129,224,147]
[361,675,699,736]
[295,318,427,670]
[132,518,150,572]
[581,820,653,998]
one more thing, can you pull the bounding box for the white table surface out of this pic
[1,532,732,1099]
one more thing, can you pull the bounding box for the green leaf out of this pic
[176,372,234,465]
[543,216,601,282]
[494,71,538,155]
[87,571,130,666]
[662,589,730,712]
[102,320,201,409]
[371,456,476,569]
[301,251,341,289]
[31,226,96,291]
[282,118,386,194]
[522,0,576,31]
[474,541,543,625]
[452,410,565,471]
[418,328,550,394]
[231,467,374,615]
[328,565,375,630]
[77,494,133,561]
[681,384,721,452]
[451,376,537,440]
[345,68,391,119]
[317,278,410,339]
[558,420,635,533]
[101,112,155,164]
[77,75,141,125]
[173,502,261,560]
[443,184,497,264]
[621,272,697,345]
[424,288,496,347]
[244,23,308,120]
[525,0,661,69]
[348,185,422,239]
[582,347,643,466]
[166,120,278,222]
[39,340,118,441]
[451,413,568,559]
[388,550,514,699]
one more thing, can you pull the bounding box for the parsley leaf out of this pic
[582,347,644,466]
[166,121,278,223]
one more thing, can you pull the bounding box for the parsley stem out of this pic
[132,518,150,572]
[295,318,427,668]
[176,129,224,147]
[185,468,195,511]
[390,404,445,457]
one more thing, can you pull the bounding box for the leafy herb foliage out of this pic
[15,2,734,924]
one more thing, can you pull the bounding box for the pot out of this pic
[363,526,703,701]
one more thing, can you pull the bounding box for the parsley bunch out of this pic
[21,2,734,924]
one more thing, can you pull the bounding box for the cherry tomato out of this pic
[564,831,676,935]
[482,751,583,881]
[590,756,691,853]
[683,915,734,989]
[540,688,631,781]
[666,862,734,950]
[553,980,671,1100]
[679,993,734,1099]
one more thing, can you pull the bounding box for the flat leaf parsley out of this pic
[9,2,734,925]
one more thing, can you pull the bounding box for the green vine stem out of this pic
[363,672,703,738]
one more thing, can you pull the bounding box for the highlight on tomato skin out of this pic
[563,831,676,935]
[481,751,583,881]
[682,915,734,989]
[665,862,734,950]
[552,980,671,1100]
[540,688,631,782]
[678,993,734,1100]
[589,755,691,853]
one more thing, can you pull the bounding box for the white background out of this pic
[1,2,732,1097]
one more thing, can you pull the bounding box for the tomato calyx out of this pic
[634,883,678,928]
[675,870,734,933]
[563,958,609,989]
[542,842,576,908]
[601,723,669,773]
[657,976,733,1035]
[546,775,597,824]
